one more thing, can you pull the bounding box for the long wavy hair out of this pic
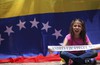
[69,18,86,44]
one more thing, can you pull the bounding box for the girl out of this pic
[60,18,97,65]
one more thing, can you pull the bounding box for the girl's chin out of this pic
[74,32,80,35]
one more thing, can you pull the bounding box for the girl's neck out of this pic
[74,35,80,39]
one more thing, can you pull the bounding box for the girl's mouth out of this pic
[75,30,79,32]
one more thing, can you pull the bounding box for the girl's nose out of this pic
[76,26,79,28]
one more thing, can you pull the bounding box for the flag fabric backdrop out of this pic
[0,0,100,62]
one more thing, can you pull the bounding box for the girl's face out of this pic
[72,20,82,36]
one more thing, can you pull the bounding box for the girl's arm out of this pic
[87,42,100,50]
[48,36,68,53]
[87,41,92,45]
[62,38,68,46]
[86,35,100,50]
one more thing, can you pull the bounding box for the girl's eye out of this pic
[78,25,81,27]
[78,26,80,27]
[73,25,82,28]
[73,25,77,27]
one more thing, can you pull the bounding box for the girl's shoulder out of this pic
[65,34,71,39]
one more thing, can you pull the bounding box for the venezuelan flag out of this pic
[0,0,100,63]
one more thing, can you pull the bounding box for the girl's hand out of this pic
[48,48,54,54]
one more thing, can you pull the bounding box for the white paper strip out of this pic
[48,44,100,51]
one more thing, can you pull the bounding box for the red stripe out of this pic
[0,54,61,63]
[0,53,100,63]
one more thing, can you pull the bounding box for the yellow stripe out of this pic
[0,0,100,18]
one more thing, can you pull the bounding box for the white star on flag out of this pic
[41,21,51,32]
[4,26,14,36]
[0,34,4,45]
[30,18,39,28]
[52,29,62,39]
[17,20,26,30]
